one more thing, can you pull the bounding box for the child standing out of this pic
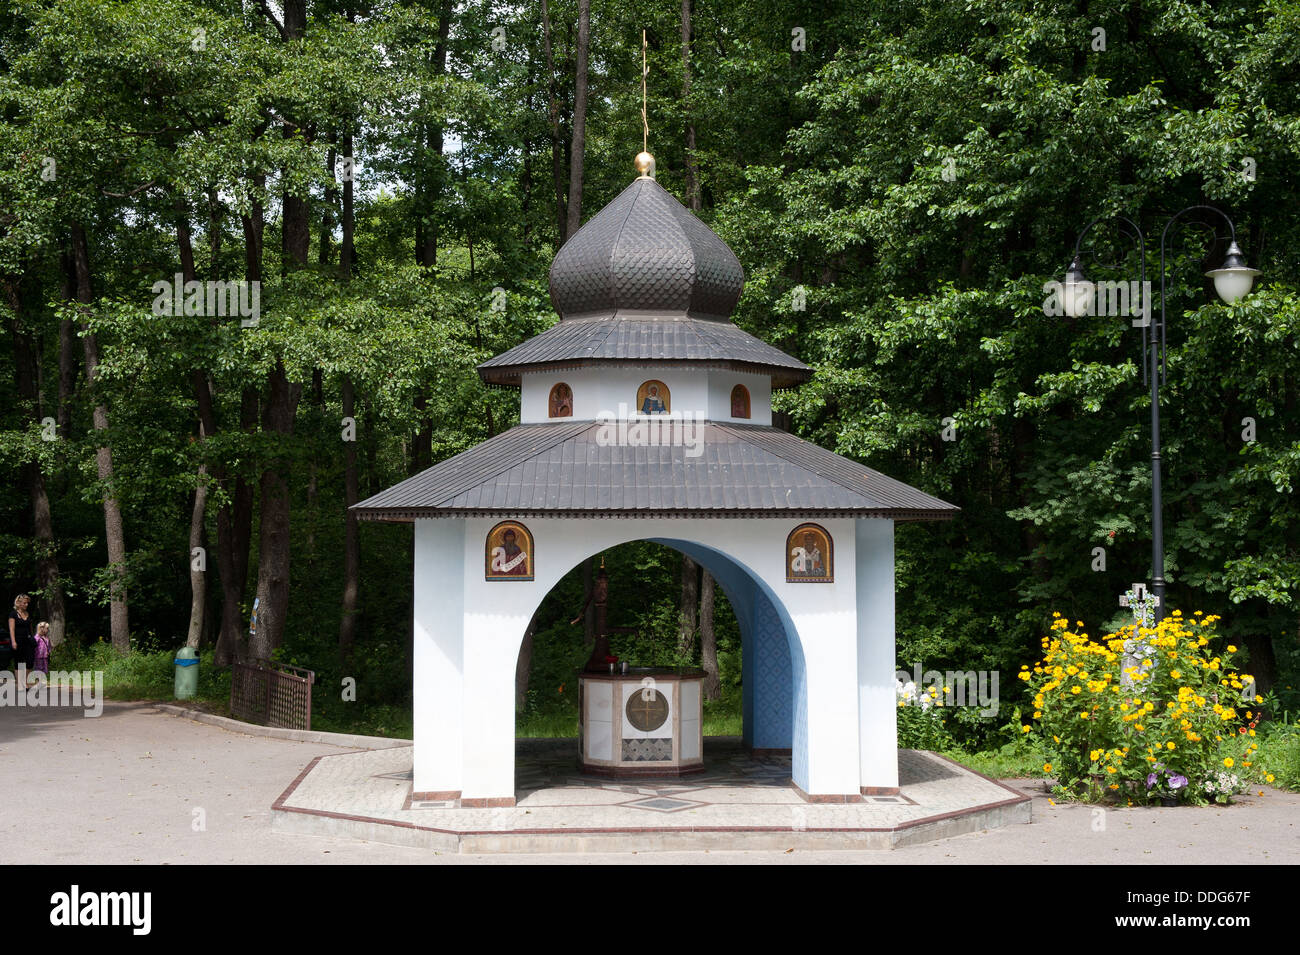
[33,621,51,679]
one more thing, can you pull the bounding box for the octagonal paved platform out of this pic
[271,738,1030,852]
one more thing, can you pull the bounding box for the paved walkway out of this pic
[273,741,1027,850]
[2,701,1296,863]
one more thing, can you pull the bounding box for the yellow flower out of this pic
[1021,725,1032,734]
[1043,763,1053,774]
[1266,774,1275,783]
[1227,645,1237,653]
[1166,742,1175,750]
[1223,757,1234,768]
[1170,670,1181,679]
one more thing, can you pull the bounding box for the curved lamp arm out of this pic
[1157,205,1248,385]
[1068,214,1150,380]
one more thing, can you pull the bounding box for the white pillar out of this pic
[856,518,898,792]
[793,612,862,795]
[459,604,529,802]
[785,518,861,797]
[412,519,465,797]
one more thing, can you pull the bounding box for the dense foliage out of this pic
[2,0,1299,732]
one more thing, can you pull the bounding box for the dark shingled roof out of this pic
[352,421,958,521]
[548,177,744,319]
[478,175,810,388]
[477,315,812,388]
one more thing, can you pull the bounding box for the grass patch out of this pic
[1252,721,1300,790]
[941,745,1047,780]
[51,642,232,709]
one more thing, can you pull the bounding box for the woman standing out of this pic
[8,594,35,682]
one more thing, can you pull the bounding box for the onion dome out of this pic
[547,172,745,320]
[479,154,810,388]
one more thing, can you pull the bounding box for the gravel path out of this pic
[2,701,1295,864]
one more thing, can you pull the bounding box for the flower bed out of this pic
[1021,611,1265,805]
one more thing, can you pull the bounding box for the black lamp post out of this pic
[1063,206,1261,623]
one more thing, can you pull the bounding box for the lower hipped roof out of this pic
[352,421,958,521]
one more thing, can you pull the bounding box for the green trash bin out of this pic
[174,646,200,700]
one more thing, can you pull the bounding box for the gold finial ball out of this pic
[634,151,656,178]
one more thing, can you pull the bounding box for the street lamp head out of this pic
[1062,255,1093,318]
[1205,241,1260,304]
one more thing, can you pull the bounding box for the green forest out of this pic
[2,0,1299,743]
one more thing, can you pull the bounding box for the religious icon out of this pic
[730,384,751,419]
[548,382,573,418]
[486,520,534,580]
[636,379,671,415]
[786,523,833,582]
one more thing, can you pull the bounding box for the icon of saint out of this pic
[490,528,530,576]
[790,532,825,577]
[640,384,667,415]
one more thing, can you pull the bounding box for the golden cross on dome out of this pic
[635,29,656,179]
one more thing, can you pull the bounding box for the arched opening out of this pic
[510,537,801,783]
[411,515,878,803]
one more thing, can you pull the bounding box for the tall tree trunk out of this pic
[186,464,209,649]
[216,171,265,666]
[339,376,361,665]
[700,570,720,700]
[319,144,336,266]
[176,200,212,653]
[4,274,67,647]
[416,0,454,267]
[541,0,568,241]
[411,391,432,475]
[56,254,78,439]
[249,0,309,660]
[678,554,699,652]
[206,186,223,278]
[71,224,129,651]
[681,0,701,211]
[213,387,257,665]
[340,130,354,279]
[249,363,302,660]
[565,0,591,240]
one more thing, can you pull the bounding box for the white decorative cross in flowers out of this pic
[1118,583,1161,687]
[1119,582,1160,628]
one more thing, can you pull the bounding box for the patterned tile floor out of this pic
[277,738,1024,834]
